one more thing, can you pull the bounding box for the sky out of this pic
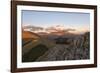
[22,10,90,32]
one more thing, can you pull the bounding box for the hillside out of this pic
[22,31,40,39]
[22,31,90,62]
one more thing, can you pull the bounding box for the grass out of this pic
[22,37,56,55]
[22,44,48,62]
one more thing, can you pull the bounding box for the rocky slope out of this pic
[36,32,90,61]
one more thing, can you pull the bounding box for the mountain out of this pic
[22,25,78,35]
[22,31,90,62]
[22,25,89,35]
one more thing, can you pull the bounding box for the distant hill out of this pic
[22,31,40,39]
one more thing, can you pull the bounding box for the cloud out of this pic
[63,28,76,32]
[22,24,89,34]
[23,25,44,31]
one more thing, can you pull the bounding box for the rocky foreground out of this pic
[36,32,90,61]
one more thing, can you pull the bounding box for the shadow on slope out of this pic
[22,44,48,62]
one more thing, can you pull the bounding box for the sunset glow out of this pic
[22,24,89,35]
[22,10,90,34]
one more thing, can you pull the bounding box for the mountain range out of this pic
[22,25,88,35]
